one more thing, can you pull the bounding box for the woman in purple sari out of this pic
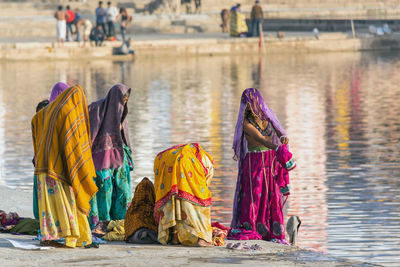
[229,88,292,243]
[88,84,133,230]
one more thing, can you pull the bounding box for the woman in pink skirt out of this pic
[229,88,293,243]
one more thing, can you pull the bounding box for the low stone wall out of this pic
[132,34,400,57]
[0,41,131,60]
[2,34,400,61]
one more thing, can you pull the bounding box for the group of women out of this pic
[31,84,294,248]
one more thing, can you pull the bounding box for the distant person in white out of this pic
[106,1,118,38]
[54,5,67,47]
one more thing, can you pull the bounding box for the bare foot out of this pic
[197,239,212,247]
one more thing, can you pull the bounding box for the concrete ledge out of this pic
[131,35,400,57]
[1,35,400,60]
[0,41,134,61]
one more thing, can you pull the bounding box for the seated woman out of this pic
[230,88,292,243]
[154,143,214,247]
[88,84,133,231]
[32,85,97,248]
[124,177,158,244]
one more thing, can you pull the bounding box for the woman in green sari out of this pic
[88,84,133,230]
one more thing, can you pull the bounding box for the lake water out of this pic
[0,52,399,266]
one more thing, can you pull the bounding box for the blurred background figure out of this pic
[65,5,75,42]
[106,1,118,40]
[95,1,107,34]
[118,7,132,43]
[90,24,105,46]
[54,5,66,47]
[230,4,248,37]
[78,18,93,47]
[194,0,201,14]
[250,0,263,37]
[73,8,82,41]
[220,8,229,33]
[182,0,192,14]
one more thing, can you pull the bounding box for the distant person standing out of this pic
[66,5,75,42]
[106,1,118,39]
[230,4,248,37]
[54,5,67,47]
[220,9,229,33]
[118,8,132,43]
[182,0,192,14]
[74,8,82,41]
[96,1,107,34]
[194,0,201,13]
[250,0,263,37]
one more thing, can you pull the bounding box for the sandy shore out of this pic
[0,186,374,266]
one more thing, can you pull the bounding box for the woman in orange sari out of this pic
[154,143,214,246]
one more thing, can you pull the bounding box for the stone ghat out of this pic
[2,33,400,61]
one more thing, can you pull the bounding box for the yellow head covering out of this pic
[154,143,214,211]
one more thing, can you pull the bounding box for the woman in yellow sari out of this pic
[230,4,248,37]
[31,85,97,248]
[154,143,214,246]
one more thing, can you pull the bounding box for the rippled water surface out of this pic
[0,52,399,265]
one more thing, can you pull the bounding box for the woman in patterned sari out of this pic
[154,143,214,247]
[32,85,97,248]
[33,82,69,220]
[230,88,294,243]
[88,84,133,230]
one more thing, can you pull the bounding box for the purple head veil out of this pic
[88,84,131,171]
[32,82,69,167]
[231,88,287,228]
[49,82,69,103]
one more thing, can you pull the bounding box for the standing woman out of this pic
[33,82,69,220]
[88,84,133,230]
[32,85,97,247]
[230,88,293,243]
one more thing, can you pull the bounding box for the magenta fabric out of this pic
[88,84,131,171]
[230,150,286,241]
[231,88,288,229]
[227,229,262,240]
[276,144,295,171]
[49,82,69,103]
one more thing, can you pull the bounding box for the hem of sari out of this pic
[155,185,212,212]
[34,171,96,217]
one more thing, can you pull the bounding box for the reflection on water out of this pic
[0,52,400,265]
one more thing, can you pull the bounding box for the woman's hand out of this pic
[280,136,289,145]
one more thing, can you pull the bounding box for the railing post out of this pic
[351,19,356,38]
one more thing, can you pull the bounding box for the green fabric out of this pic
[247,146,271,152]
[89,145,133,229]
[33,175,39,220]
[11,218,40,235]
